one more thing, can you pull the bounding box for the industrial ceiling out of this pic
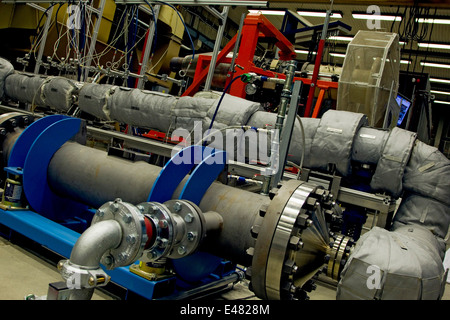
[231,1,450,104]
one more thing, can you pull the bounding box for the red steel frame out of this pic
[182,12,338,118]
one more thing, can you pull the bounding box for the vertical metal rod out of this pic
[34,6,54,74]
[204,6,230,92]
[383,80,395,128]
[303,1,333,117]
[82,0,107,82]
[228,12,246,75]
[271,80,302,188]
[136,5,161,89]
[261,60,297,195]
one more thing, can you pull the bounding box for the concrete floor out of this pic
[0,233,448,301]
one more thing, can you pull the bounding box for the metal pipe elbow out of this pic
[70,219,122,268]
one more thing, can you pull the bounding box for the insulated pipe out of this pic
[47,142,270,265]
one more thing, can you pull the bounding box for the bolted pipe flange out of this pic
[138,199,206,262]
[251,179,333,300]
[163,199,206,259]
[137,202,174,262]
[92,199,147,269]
[326,234,354,281]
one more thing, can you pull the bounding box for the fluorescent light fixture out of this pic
[328,36,353,42]
[352,13,402,21]
[434,100,450,105]
[430,78,450,84]
[418,43,450,50]
[431,90,450,95]
[417,18,450,25]
[329,52,346,58]
[248,9,285,15]
[295,50,316,55]
[401,60,411,64]
[297,11,342,19]
[420,61,450,69]
[328,35,406,46]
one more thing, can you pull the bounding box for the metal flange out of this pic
[251,179,334,300]
[139,199,206,262]
[326,234,353,281]
[92,198,148,269]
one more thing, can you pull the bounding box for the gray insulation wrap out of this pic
[0,58,14,100]
[309,110,368,176]
[4,72,79,112]
[352,127,389,164]
[4,73,47,106]
[78,83,116,120]
[370,127,417,197]
[402,140,450,207]
[78,83,261,134]
[392,194,450,251]
[337,225,446,300]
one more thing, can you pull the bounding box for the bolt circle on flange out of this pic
[137,199,206,262]
[251,180,332,300]
[91,198,147,269]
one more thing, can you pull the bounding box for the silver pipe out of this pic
[261,60,297,194]
[67,288,96,300]
[47,142,161,208]
[70,219,122,267]
[65,219,122,300]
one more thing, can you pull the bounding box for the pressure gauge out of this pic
[245,83,257,95]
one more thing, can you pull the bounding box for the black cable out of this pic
[390,5,400,33]
[32,3,57,47]
[421,7,437,75]
[55,3,64,41]
[208,75,242,131]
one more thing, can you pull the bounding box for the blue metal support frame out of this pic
[8,115,87,220]
[149,145,234,283]
[0,208,168,299]
[0,117,234,299]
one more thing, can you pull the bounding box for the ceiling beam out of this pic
[266,1,450,8]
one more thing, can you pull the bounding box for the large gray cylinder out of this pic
[47,142,269,265]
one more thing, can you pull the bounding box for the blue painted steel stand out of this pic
[0,116,234,299]
[8,115,87,220]
[149,145,234,283]
[0,208,165,299]
[1,115,165,299]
